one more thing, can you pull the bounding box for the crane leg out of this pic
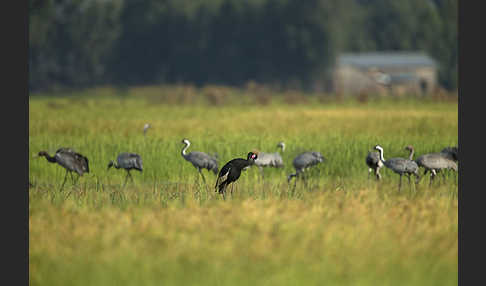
[430,170,437,187]
[368,168,372,180]
[123,171,130,188]
[376,167,382,181]
[69,172,75,185]
[60,169,69,192]
[398,174,402,192]
[198,169,210,195]
[441,170,447,185]
[259,167,264,179]
[414,172,420,186]
[198,169,207,185]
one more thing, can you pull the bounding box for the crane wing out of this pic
[215,165,230,189]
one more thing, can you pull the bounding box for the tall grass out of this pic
[29,87,458,286]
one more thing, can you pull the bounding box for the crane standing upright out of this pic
[366,149,383,180]
[181,138,219,186]
[374,145,420,192]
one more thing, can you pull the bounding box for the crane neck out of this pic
[108,160,120,169]
[40,152,57,163]
[408,149,414,160]
[377,148,385,163]
[182,141,190,156]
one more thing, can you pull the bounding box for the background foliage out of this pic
[29,0,458,92]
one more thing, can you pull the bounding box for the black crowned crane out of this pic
[181,138,219,185]
[253,141,285,178]
[107,152,143,187]
[38,147,90,190]
[374,145,420,192]
[215,152,258,200]
[415,148,458,186]
[366,149,384,180]
[287,151,325,187]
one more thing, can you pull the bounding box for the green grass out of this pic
[29,86,458,286]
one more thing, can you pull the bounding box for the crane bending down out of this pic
[108,152,143,187]
[253,142,285,177]
[366,150,384,180]
[215,152,258,200]
[287,151,325,187]
[38,147,90,191]
[415,149,458,186]
[181,138,219,185]
[374,145,420,192]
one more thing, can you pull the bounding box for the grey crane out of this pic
[181,138,219,185]
[415,148,458,186]
[38,147,90,190]
[366,149,384,180]
[143,123,151,136]
[287,151,325,187]
[253,141,285,177]
[374,145,420,192]
[107,152,143,187]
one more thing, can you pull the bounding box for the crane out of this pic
[287,151,325,187]
[415,149,457,186]
[366,149,383,180]
[253,141,285,178]
[38,147,90,191]
[215,152,258,200]
[108,152,143,187]
[181,138,219,186]
[374,145,420,192]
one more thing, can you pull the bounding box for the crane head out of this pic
[404,145,414,151]
[374,145,383,152]
[38,151,49,157]
[107,161,114,170]
[181,138,190,145]
[247,152,258,161]
[277,141,285,152]
[143,123,151,135]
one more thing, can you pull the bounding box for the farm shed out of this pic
[333,52,438,96]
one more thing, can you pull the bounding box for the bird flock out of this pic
[35,125,458,198]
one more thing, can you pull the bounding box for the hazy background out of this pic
[29,0,457,93]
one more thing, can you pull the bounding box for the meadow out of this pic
[29,86,458,286]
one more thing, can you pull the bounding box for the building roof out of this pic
[338,52,437,69]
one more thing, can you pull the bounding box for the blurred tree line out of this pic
[29,0,457,92]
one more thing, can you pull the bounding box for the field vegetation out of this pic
[29,85,458,286]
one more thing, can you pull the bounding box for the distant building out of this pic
[333,52,438,96]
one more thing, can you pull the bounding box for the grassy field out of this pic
[29,86,458,286]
